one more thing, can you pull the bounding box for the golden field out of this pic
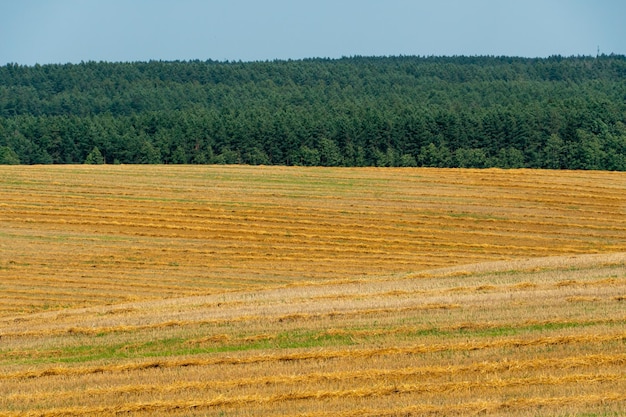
[0,165,625,416]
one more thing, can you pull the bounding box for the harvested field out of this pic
[0,165,625,416]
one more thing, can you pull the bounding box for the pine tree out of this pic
[84,146,105,164]
[0,146,20,164]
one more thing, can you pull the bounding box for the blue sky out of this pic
[1,0,624,65]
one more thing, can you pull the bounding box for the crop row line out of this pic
[4,316,623,361]
[313,316,626,340]
[29,204,625,236]
[3,332,624,380]
[6,209,626,242]
[306,277,626,303]
[5,354,625,404]
[7,198,626,231]
[294,392,626,417]
[6,180,624,212]
[2,375,624,416]
[0,303,460,339]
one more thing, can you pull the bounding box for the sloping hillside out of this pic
[1,165,625,415]
[1,253,625,416]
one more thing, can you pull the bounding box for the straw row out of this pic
[0,303,460,339]
[4,332,624,380]
[2,376,624,417]
[294,392,626,417]
[5,353,625,404]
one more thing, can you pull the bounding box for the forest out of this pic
[0,55,625,169]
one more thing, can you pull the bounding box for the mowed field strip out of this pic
[1,165,625,313]
[1,165,625,416]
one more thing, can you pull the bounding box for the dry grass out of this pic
[2,165,625,314]
[1,165,625,416]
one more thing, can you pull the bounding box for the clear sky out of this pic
[1,0,624,65]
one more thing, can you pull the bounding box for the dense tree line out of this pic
[1,55,625,169]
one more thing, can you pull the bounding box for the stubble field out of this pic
[0,165,625,416]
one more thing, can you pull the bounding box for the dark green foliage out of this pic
[0,55,625,169]
[419,143,451,167]
[84,146,105,164]
[0,145,20,164]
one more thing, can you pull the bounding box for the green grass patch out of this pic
[4,316,619,367]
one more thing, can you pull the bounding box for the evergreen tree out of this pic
[318,137,343,166]
[138,141,162,164]
[171,146,188,164]
[0,146,20,164]
[84,146,105,164]
[0,56,624,169]
[543,134,566,169]
[455,148,488,168]
[419,143,451,167]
